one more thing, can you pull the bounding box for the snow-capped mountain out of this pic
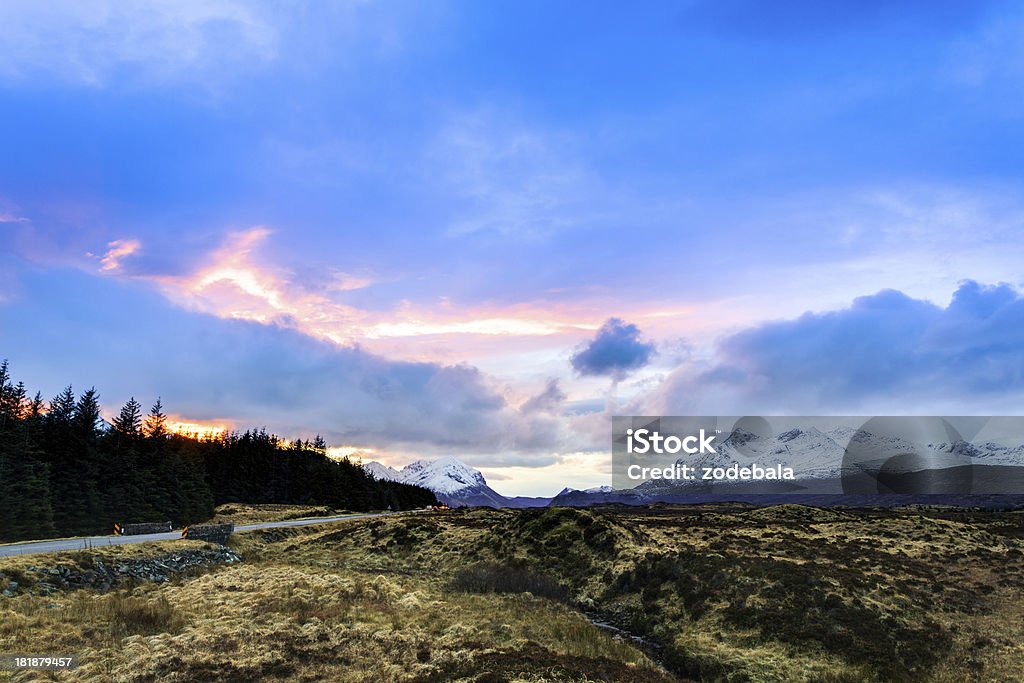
[361,456,550,508]
[637,426,848,491]
[548,424,1024,505]
[361,461,402,483]
[557,485,613,496]
[638,424,1024,493]
[361,428,1024,510]
[399,456,488,495]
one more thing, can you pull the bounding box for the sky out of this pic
[2,0,1024,496]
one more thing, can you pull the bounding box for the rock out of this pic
[24,547,243,594]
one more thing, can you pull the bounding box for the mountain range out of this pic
[362,425,1024,509]
[639,425,1024,490]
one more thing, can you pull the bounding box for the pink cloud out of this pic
[99,238,141,272]
[93,227,733,374]
[103,228,601,356]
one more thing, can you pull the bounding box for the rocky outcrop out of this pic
[19,546,241,594]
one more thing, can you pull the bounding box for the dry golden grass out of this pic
[0,516,671,682]
[2,505,1023,681]
[207,503,349,525]
[216,505,1024,681]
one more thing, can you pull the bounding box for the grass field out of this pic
[2,504,1023,681]
[207,503,351,525]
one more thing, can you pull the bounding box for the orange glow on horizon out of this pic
[327,446,377,462]
[167,416,230,439]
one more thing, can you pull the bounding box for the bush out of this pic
[450,563,568,602]
[106,594,184,637]
[69,592,185,637]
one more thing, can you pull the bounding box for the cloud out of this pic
[110,227,368,344]
[100,228,595,355]
[331,273,375,292]
[0,0,277,86]
[99,239,141,272]
[652,281,1024,413]
[520,379,567,414]
[947,8,1024,88]
[571,318,655,379]
[431,110,613,239]
[169,328,569,459]
[0,265,571,463]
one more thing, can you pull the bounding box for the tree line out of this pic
[0,360,436,542]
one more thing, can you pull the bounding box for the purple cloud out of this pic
[571,318,655,379]
[655,281,1024,413]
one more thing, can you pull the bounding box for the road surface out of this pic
[0,511,407,558]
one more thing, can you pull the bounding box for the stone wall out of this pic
[116,521,173,535]
[7,547,242,595]
[182,522,235,544]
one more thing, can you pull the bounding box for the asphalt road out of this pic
[0,511,405,558]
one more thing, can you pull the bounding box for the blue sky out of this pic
[2,0,1023,494]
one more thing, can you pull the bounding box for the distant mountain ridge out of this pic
[361,427,1024,511]
[635,425,1024,492]
[551,425,1024,507]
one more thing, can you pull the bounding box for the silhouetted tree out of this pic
[112,397,143,438]
[0,366,56,541]
[73,388,103,442]
[0,361,436,542]
[144,398,167,439]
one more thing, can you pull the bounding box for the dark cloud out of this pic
[656,281,1024,412]
[571,318,655,379]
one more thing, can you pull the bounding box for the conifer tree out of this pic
[73,388,103,441]
[0,361,17,431]
[47,386,76,426]
[112,397,143,439]
[27,392,45,419]
[56,387,104,534]
[144,398,168,439]
[0,378,56,541]
[0,440,57,541]
[0,360,435,541]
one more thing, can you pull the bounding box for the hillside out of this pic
[3,505,1023,681]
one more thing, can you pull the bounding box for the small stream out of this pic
[585,612,664,662]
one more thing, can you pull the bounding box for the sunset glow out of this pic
[327,446,377,462]
[166,418,230,440]
[101,228,610,360]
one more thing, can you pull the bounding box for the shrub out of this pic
[68,592,185,638]
[450,563,568,602]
